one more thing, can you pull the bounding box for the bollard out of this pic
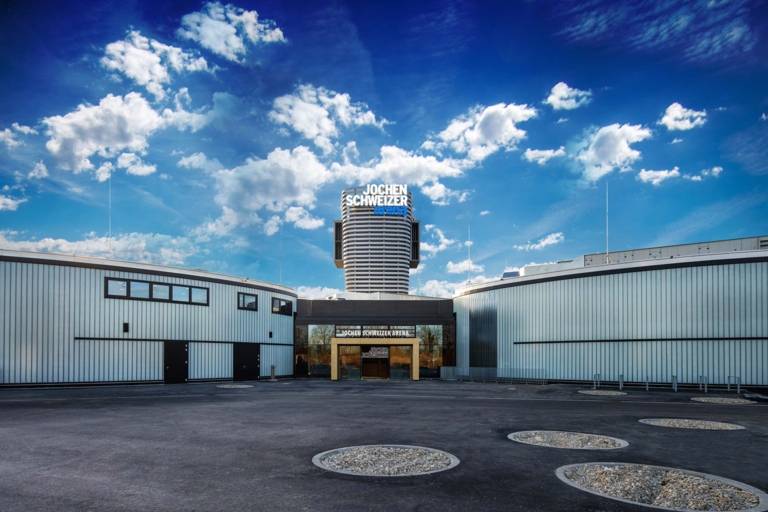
[270,364,277,382]
[593,373,601,390]
[672,375,678,393]
[737,376,741,394]
[645,376,649,392]
[619,373,624,391]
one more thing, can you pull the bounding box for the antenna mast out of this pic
[108,176,112,256]
[605,180,609,264]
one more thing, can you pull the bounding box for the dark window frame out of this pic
[104,277,209,306]
[238,292,259,311]
[271,297,293,316]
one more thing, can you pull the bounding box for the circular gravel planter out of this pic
[691,397,756,405]
[312,445,460,477]
[216,384,253,389]
[556,462,768,512]
[508,430,628,450]
[640,418,745,430]
[579,389,627,396]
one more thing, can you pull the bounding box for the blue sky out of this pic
[0,0,766,297]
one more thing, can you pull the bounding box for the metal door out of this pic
[164,342,188,384]
[233,343,261,381]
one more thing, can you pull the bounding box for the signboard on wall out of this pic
[345,184,408,216]
[335,325,417,338]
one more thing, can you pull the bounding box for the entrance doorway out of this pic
[361,346,389,379]
[164,341,188,384]
[233,343,260,381]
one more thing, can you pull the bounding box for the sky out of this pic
[0,0,767,298]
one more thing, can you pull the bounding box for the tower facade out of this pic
[334,184,419,294]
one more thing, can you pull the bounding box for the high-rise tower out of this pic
[334,184,419,294]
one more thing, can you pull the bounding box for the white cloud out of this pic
[637,167,680,186]
[514,232,564,251]
[425,102,537,161]
[544,82,592,110]
[0,195,26,211]
[0,231,196,265]
[414,274,497,298]
[177,152,223,172]
[523,146,566,165]
[263,215,282,236]
[420,224,456,259]
[101,30,208,100]
[284,206,324,230]
[28,161,48,179]
[116,152,157,176]
[671,138,683,144]
[409,263,426,275]
[683,166,723,182]
[446,258,483,274]
[0,123,37,149]
[658,102,707,131]
[270,84,387,154]
[177,2,285,63]
[480,210,491,216]
[332,145,467,189]
[43,93,164,172]
[576,123,652,181]
[94,162,113,182]
[556,117,569,124]
[296,285,344,299]
[419,181,468,206]
[161,88,211,132]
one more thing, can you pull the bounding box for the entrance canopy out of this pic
[331,338,419,380]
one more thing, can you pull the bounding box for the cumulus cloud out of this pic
[116,152,157,176]
[446,258,483,274]
[514,232,565,251]
[420,224,456,258]
[683,165,723,182]
[637,167,681,186]
[658,102,707,131]
[270,84,387,154]
[424,102,537,161]
[296,285,344,299]
[543,82,592,110]
[419,181,468,206]
[0,123,37,149]
[28,161,48,180]
[284,206,324,230]
[523,146,566,165]
[0,195,26,211]
[177,152,223,172]
[671,137,683,144]
[101,30,208,100]
[177,2,285,63]
[576,123,652,182]
[263,215,282,236]
[480,210,491,216]
[414,274,498,298]
[0,231,196,265]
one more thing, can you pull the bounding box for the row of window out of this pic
[105,278,293,315]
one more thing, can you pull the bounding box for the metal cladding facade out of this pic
[336,187,418,294]
[0,252,296,385]
[453,253,768,386]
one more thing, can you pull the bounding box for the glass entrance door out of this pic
[361,346,389,379]
[339,345,361,380]
[389,345,412,380]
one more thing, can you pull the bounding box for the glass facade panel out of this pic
[418,325,443,378]
[129,281,150,299]
[190,287,208,304]
[390,345,411,380]
[152,283,170,300]
[107,279,127,297]
[172,285,190,302]
[339,345,361,380]
[308,324,333,377]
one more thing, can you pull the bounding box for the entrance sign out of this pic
[334,325,416,338]
[345,184,408,216]
[362,346,389,359]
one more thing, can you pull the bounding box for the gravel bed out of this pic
[216,384,253,389]
[578,389,627,396]
[691,397,756,405]
[508,430,628,450]
[312,445,459,477]
[557,462,767,512]
[639,418,745,430]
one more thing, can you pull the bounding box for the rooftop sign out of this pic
[346,184,408,216]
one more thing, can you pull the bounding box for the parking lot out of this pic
[1,380,766,511]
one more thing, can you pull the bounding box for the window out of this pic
[172,285,190,303]
[272,297,292,316]
[191,287,208,305]
[106,278,128,297]
[105,277,208,306]
[152,283,170,301]
[130,281,150,299]
[238,292,258,311]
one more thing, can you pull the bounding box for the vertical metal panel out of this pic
[260,344,293,377]
[189,342,232,380]
[454,261,768,385]
[1,260,295,384]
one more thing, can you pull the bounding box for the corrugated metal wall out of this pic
[189,342,232,380]
[260,344,293,377]
[454,261,768,385]
[0,260,295,384]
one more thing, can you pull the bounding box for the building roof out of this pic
[0,249,297,297]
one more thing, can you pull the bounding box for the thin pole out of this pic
[108,176,112,256]
[605,180,609,264]
[467,224,471,282]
